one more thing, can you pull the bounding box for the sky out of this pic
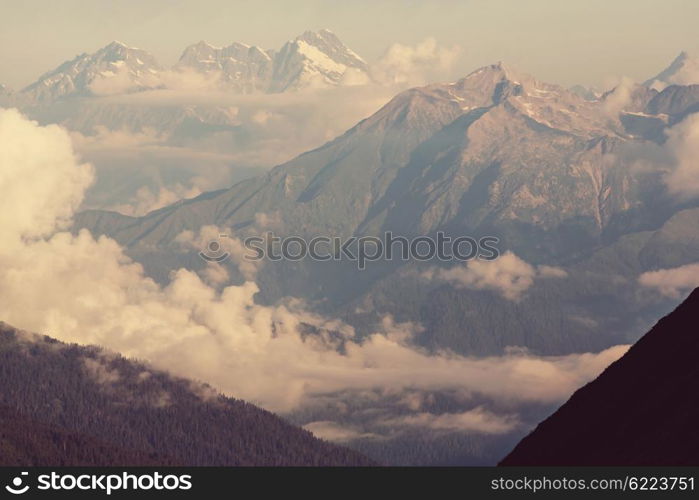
[1,0,698,89]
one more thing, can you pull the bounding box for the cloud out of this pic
[378,407,518,434]
[423,252,567,301]
[664,113,699,199]
[372,38,461,86]
[109,184,203,216]
[0,109,93,241]
[304,421,378,442]
[83,356,121,385]
[639,262,699,298]
[601,77,635,116]
[89,66,161,97]
[0,110,625,443]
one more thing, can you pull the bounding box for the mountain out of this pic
[177,29,370,93]
[644,51,699,91]
[500,288,699,465]
[268,29,369,91]
[20,41,162,103]
[0,322,373,466]
[569,84,600,101]
[177,40,274,93]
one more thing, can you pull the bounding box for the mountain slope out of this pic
[0,322,374,466]
[500,288,699,465]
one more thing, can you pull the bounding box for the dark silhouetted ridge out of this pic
[501,288,699,465]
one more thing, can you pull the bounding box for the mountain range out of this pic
[73,53,699,359]
[501,288,699,465]
[11,29,370,104]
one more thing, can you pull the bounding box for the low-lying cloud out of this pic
[664,113,699,199]
[423,252,567,301]
[639,262,699,298]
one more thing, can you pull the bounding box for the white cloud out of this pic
[601,77,635,116]
[378,407,519,434]
[423,252,567,301]
[639,262,699,298]
[109,184,203,216]
[83,356,121,385]
[0,109,93,241]
[664,113,699,199]
[304,421,378,442]
[372,38,461,86]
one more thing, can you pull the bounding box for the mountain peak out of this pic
[105,40,128,49]
[644,50,699,90]
[20,40,162,101]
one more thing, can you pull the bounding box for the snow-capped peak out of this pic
[644,51,699,90]
[268,30,369,92]
[21,41,162,102]
[177,30,370,94]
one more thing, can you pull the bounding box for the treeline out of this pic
[0,323,374,466]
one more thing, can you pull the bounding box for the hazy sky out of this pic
[1,0,698,89]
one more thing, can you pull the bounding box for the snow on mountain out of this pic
[176,40,274,93]
[21,41,163,102]
[16,30,369,101]
[268,29,369,92]
[177,29,370,93]
[644,51,699,91]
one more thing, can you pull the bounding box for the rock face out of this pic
[0,322,374,466]
[500,288,699,465]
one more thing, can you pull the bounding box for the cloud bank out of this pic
[423,252,567,301]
